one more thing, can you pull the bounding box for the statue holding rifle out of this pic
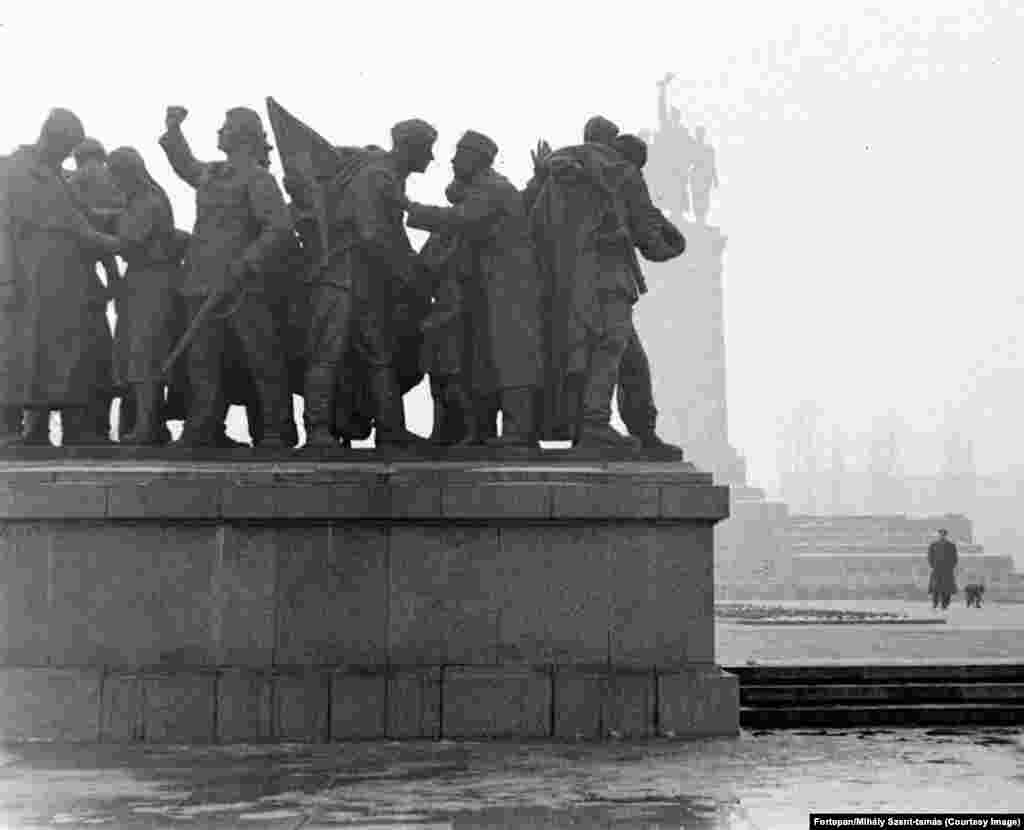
[158,105,295,449]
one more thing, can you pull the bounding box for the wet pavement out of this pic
[0,727,1021,829]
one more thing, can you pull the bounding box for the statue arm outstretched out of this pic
[158,124,206,190]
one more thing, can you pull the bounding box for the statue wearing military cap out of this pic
[584,115,620,146]
[159,104,295,449]
[405,128,544,447]
[0,108,121,445]
[301,117,437,450]
[456,130,498,162]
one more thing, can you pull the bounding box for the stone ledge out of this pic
[0,664,740,743]
[0,484,107,518]
[0,463,726,522]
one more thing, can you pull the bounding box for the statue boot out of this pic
[632,411,682,456]
[428,376,447,445]
[0,406,23,448]
[371,368,426,449]
[120,383,167,446]
[253,378,294,450]
[488,386,539,448]
[574,353,638,451]
[21,409,50,447]
[450,383,482,447]
[303,365,339,450]
[636,429,681,456]
[549,373,584,442]
[478,394,500,443]
[118,393,137,441]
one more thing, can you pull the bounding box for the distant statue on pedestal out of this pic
[651,73,694,219]
[689,126,719,225]
[646,74,721,225]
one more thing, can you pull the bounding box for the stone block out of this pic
[0,523,52,663]
[496,527,611,665]
[2,484,107,518]
[442,667,551,738]
[106,479,222,519]
[609,525,715,668]
[328,482,392,518]
[221,483,334,519]
[388,483,443,518]
[217,669,273,743]
[275,526,387,666]
[552,669,655,739]
[211,526,277,665]
[389,527,503,665]
[48,524,218,667]
[552,669,604,739]
[604,671,656,738]
[387,668,441,739]
[442,484,550,519]
[658,668,739,737]
[659,484,730,520]
[0,668,101,742]
[274,671,329,742]
[100,673,143,742]
[551,483,659,519]
[142,673,216,743]
[330,672,386,739]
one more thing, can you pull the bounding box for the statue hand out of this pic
[165,106,188,131]
[531,139,552,175]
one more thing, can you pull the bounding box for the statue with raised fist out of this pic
[159,104,295,449]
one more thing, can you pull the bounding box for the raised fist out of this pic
[165,106,189,130]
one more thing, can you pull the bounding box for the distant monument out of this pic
[637,74,788,587]
[646,73,719,226]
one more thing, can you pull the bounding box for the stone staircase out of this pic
[726,664,1024,728]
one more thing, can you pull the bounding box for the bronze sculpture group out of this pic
[0,99,690,455]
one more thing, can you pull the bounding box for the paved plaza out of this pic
[2,599,1021,828]
[0,727,1021,828]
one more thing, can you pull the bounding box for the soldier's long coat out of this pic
[0,146,110,408]
[407,168,543,396]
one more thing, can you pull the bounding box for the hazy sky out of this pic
[2,0,1021,491]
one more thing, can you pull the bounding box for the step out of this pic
[741,703,1024,729]
[726,664,1024,686]
[742,682,1024,707]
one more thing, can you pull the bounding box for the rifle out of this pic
[155,278,243,381]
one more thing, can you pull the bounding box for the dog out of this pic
[964,583,985,608]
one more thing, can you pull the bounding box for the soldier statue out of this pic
[0,109,121,446]
[159,105,295,449]
[528,116,686,450]
[67,137,125,444]
[405,130,544,448]
[302,119,436,450]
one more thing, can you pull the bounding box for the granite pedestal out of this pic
[0,457,736,742]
